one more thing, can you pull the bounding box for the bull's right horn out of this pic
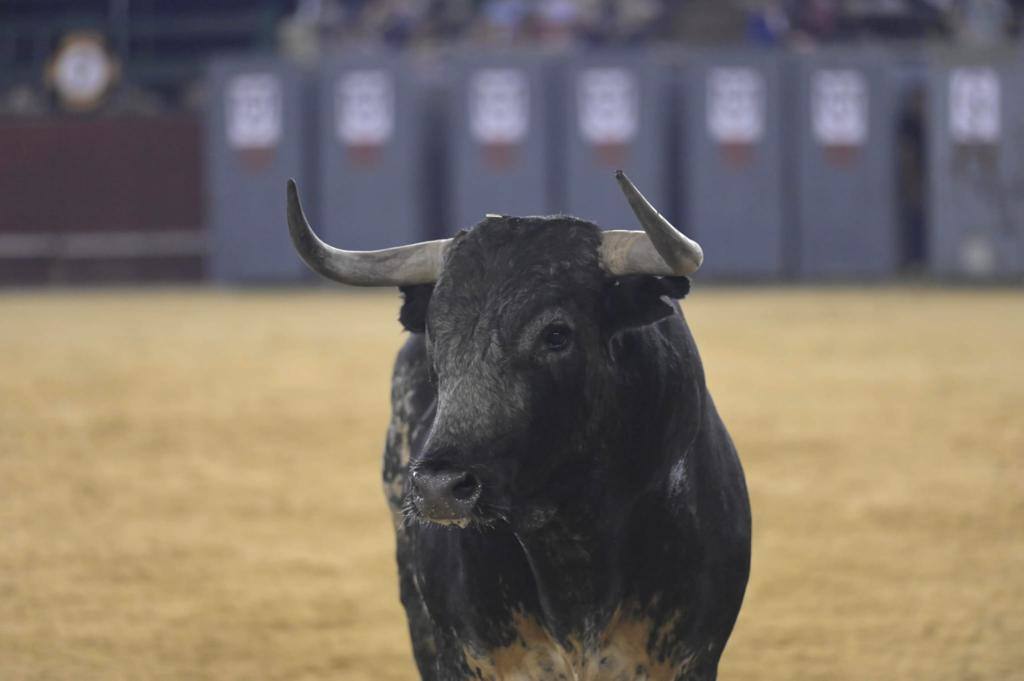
[599,171,703,277]
[287,179,450,286]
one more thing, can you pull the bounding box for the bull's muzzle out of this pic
[410,468,482,525]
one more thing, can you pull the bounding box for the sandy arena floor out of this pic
[1,287,1022,680]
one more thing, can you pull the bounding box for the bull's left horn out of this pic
[599,171,703,277]
[287,179,449,286]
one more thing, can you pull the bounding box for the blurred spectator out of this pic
[791,0,840,41]
[952,0,1012,43]
[361,0,430,46]
[842,0,951,39]
[746,0,792,45]
[615,0,665,43]
[535,0,581,46]
[422,0,479,43]
[0,84,49,116]
[278,0,347,63]
[577,0,665,44]
[19,0,1023,99]
[575,0,612,43]
[670,0,749,44]
[473,0,531,44]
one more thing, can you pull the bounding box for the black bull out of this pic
[288,183,751,680]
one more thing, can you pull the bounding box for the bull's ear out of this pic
[604,275,690,332]
[399,284,434,333]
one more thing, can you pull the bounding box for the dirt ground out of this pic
[1,287,1022,681]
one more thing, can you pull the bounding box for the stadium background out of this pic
[1,2,1022,680]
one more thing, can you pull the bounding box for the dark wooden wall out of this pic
[0,114,204,284]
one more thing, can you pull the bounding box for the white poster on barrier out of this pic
[336,70,394,147]
[577,68,638,145]
[707,67,765,144]
[949,68,1000,144]
[226,73,282,150]
[470,69,529,145]
[811,69,868,146]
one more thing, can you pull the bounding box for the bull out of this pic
[286,172,751,680]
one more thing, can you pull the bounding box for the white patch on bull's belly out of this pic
[465,608,696,680]
[464,612,574,681]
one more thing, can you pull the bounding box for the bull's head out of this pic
[288,173,703,531]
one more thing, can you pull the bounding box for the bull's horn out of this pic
[599,171,703,277]
[287,179,449,286]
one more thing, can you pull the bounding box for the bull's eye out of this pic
[542,324,573,352]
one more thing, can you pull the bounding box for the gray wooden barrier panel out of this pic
[682,49,790,278]
[448,51,559,232]
[927,48,1024,279]
[793,49,899,278]
[318,51,437,251]
[207,56,312,282]
[562,50,672,230]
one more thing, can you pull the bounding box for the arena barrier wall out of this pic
[206,55,313,282]
[561,50,673,231]
[926,47,1024,279]
[792,48,901,278]
[680,48,791,278]
[446,50,560,233]
[317,51,441,251]
[14,46,1018,287]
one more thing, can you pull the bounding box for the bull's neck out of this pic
[512,381,707,646]
[512,496,631,647]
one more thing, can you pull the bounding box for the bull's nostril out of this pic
[451,473,481,502]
